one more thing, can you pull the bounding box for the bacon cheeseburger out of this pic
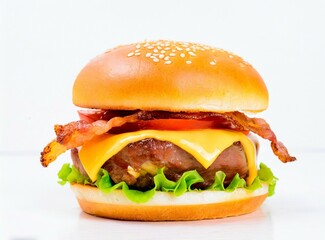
[41,40,296,221]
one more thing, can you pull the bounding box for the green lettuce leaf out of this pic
[57,163,72,185]
[207,171,226,191]
[154,168,204,196]
[246,177,262,192]
[258,163,278,196]
[93,168,204,203]
[58,163,91,186]
[95,168,156,203]
[225,173,246,192]
[57,162,278,203]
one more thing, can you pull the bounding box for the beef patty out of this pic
[72,139,249,190]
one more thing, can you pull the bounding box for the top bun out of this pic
[73,40,268,112]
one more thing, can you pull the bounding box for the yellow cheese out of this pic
[79,129,257,185]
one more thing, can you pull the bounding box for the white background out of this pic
[1,1,325,239]
[1,0,325,153]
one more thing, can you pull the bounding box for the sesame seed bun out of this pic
[71,183,269,221]
[73,40,268,112]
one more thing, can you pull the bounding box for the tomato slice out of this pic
[78,110,106,123]
[77,110,249,134]
[140,119,215,130]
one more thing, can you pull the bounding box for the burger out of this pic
[40,40,296,221]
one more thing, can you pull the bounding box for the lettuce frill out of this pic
[58,162,277,203]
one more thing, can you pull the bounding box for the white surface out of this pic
[1,150,324,240]
[1,1,325,239]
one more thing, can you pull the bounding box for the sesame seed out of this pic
[239,63,245,67]
[188,51,196,56]
[125,41,225,64]
[229,55,234,58]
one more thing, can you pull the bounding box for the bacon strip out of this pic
[222,112,296,163]
[40,110,295,167]
[127,111,296,162]
[40,113,140,167]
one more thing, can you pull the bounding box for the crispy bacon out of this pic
[222,112,296,163]
[135,111,296,162]
[40,110,295,167]
[40,113,140,167]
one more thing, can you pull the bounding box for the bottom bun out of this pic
[71,183,268,221]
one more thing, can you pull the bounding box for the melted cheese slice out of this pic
[79,129,257,185]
